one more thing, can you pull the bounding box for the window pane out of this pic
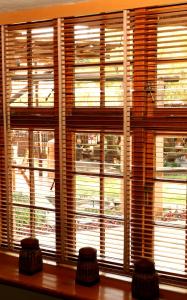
[156,136,187,180]
[76,175,100,214]
[32,69,54,107]
[32,27,54,67]
[104,135,123,175]
[75,81,100,107]
[13,206,30,239]
[157,25,187,107]
[157,26,187,60]
[105,26,123,63]
[75,66,100,107]
[104,178,123,217]
[6,29,27,68]
[12,130,29,166]
[10,70,28,107]
[157,62,187,108]
[105,65,123,107]
[75,133,100,174]
[73,17,123,108]
[74,131,124,263]
[75,25,100,64]
[155,181,186,226]
[75,175,100,251]
[11,129,55,252]
[6,24,55,108]
[154,225,185,273]
[75,175,124,262]
[155,135,186,273]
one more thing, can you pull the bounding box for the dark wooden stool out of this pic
[132,257,159,299]
[76,247,100,286]
[19,237,43,275]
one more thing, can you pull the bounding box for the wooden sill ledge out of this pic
[0,253,186,300]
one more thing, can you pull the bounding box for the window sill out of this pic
[0,253,186,300]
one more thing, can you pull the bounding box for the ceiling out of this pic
[0,0,86,12]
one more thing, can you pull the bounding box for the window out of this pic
[62,12,127,270]
[155,135,186,273]
[1,13,127,271]
[11,129,56,255]
[157,18,187,108]
[1,20,60,258]
[6,22,55,108]
[73,132,124,264]
[0,4,187,287]
[129,4,187,283]
[67,13,124,108]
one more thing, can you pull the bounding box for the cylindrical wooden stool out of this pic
[19,237,43,275]
[76,247,100,286]
[132,257,159,300]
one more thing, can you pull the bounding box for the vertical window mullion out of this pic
[64,21,74,113]
[63,19,76,261]
[130,7,156,262]
[131,129,145,260]
[100,23,105,108]
[144,131,154,258]
[123,9,130,272]
[100,133,105,258]
[185,200,187,273]
[27,29,33,108]
[28,129,35,236]
[1,25,12,248]
[130,8,149,262]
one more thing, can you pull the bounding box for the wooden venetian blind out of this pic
[128,4,187,284]
[63,12,124,110]
[5,20,56,108]
[0,27,9,251]
[60,12,130,271]
[1,20,61,259]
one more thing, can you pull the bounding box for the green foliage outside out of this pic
[13,192,47,231]
[163,161,180,168]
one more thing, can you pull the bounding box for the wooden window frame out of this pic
[0,4,186,284]
[130,5,187,281]
[0,20,62,259]
[62,12,126,270]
